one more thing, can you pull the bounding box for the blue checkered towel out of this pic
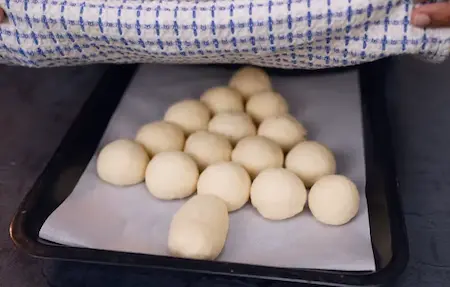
[1,0,450,68]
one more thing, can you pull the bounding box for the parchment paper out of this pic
[39,64,375,271]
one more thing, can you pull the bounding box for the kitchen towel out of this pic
[0,0,449,68]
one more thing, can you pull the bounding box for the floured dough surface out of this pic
[135,121,185,156]
[208,112,256,145]
[184,131,232,170]
[168,194,229,260]
[96,139,149,186]
[145,151,199,200]
[308,175,360,226]
[258,114,307,152]
[250,168,307,220]
[246,91,289,124]
[231,136,284,179]
[200,86,244,114]
[285,141,336,188]
[228,66,272,99]
[164,99,211,135]
[197,162,251,212]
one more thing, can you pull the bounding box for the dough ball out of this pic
[197,162,251,212]
[308,175,360,226]
[228,66,272,99]
[184,131,232,170]
[145,151,199,200]
[245,91,289,124]
[258,115,307,152]
[231,136,284,179]
[251,168,307,220]
[208,112,256,145]
[164,99,211,135]
[200,86,244,114]
[168,194,229,260]
[96,139,149,186]
[285,141,336,188]
[135,121,185,156]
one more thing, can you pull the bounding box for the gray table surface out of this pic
[1,58,449,287]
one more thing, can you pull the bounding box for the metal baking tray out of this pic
[10,60,408,286]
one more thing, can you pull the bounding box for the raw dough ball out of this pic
[164,99,211,135]
[208,112,256,145]
[184,131,232,170]
[200,86,244,114]
[145,151,199,200]
[285,141,336,188]
[197,162,251,212]
[135,121,185,156]
[245,91,289,124]
[231,136,284,179]
[168,194,229,260]
[229,66,272,99]
[96,139,149,186]
[251,168,307,220]
[308,175,360,226]
[258,115,307,152]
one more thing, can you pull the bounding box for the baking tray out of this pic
[10,60,408,286]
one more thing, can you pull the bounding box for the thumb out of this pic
[412,3,450,27]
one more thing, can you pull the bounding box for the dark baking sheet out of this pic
[9,60,408,286]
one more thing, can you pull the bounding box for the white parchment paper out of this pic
[39,64,375,271]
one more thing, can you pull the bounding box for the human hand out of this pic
[0,8,5,23]
[412,1,450,27]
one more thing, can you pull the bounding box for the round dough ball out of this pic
[231,136,284,179]
[168,194,229,260]
[135,121,185,156]
[285,141,336,188]
[251,168,307,220]
[145,151,199,200]
[308,175,360,226]
[197,162,251,212]
[258,115,307,152]
[229,66,272,99]
[200,86,244,114]
[245,91,289,124]
[96,139,149,186]
[184,131,232,170]
[164,99,211,135]
[208,112,256,145]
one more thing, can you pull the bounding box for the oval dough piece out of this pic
[96,139,149,186]
[231,136,284,179]
[246,91,289,124]
[164,99,211,135]
[184,131,232,170]
[308,175,360,226]
[229,66,272,99]
[197,162,251,212]
[208,112,256,145]
[168,194,229,260]
[251,168,307,220]
[258,115,307,152]
[200,86,244,114]
[285,141,336,188]
[145,151,199,200]
[135,121,185,156]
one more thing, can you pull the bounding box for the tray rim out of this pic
[9,60,409,287]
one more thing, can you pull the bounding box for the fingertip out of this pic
[0,9,5,23]
[411,11,431,27]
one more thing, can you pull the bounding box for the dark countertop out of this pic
[1,58,450,287]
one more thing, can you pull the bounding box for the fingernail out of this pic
[412,13,431,27]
